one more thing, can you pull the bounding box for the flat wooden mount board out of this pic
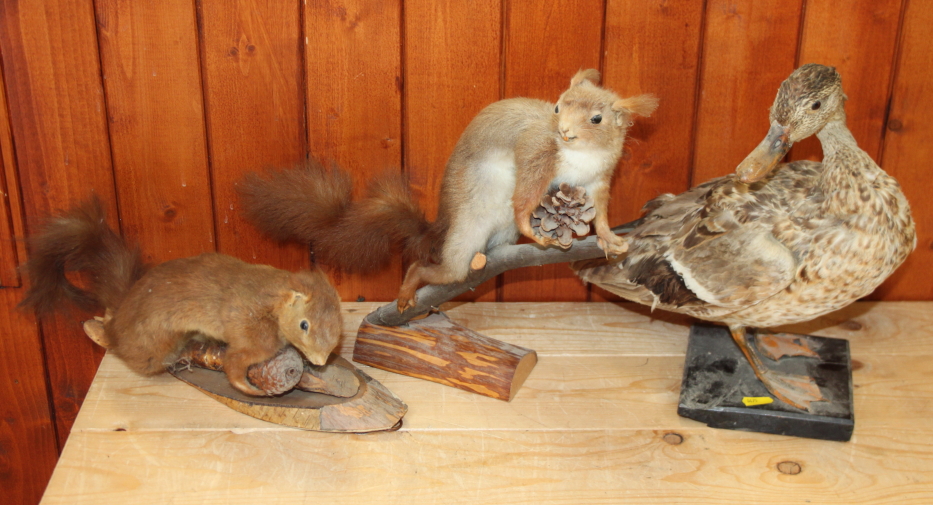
[355,312,537,401]
[169,355,406,433]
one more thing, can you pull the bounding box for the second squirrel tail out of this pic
[19,197,147,316]
[238,161,442,274]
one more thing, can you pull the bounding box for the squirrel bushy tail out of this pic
[19,197,147,316]
[238,161,442,273]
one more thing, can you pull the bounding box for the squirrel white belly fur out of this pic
[239,69,657,311]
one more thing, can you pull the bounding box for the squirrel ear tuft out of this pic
[284,290,308,307]
[612,94,659,120]
[570,68,601,87]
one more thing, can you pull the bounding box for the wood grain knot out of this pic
[161,205,177,222]
[841,320,863,331]
[662,432,683,445]
[777,461,802,475]
[114,427,126,432]
[887,118,903,132]
[851,359,864,372]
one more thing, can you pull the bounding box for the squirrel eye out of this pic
[591,114,602,124]
[300,320,309,331]
[554,104,559,114]
[811,101,822,110]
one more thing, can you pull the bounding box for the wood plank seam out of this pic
[686,0,710,189]
[88,2,124,238]
[877,0,910,163]
[192,0,221,256]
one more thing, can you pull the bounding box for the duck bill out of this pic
[736,121,791,184]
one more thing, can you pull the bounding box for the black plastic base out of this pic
[678,324,854,442]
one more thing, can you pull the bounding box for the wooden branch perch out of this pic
[365,221,639,327]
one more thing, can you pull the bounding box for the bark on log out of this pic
[355,312,537,401]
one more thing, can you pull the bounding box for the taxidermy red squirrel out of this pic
[19,197,343,396]
[239,69,657,311]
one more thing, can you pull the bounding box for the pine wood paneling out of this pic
[603,0,704,225]
[95,0,215,264]
[404,0,502,302]
[691,0,804,184]
[501,0,603,102]
[0,288,59,505]
[500,0,602,302]
[0,0,117,445]
[305,0,403,302]
[594,0,705,301]
[875,0,933,301]
[0,70,23,286]
[199,0,309,272]
[0,41,58,505]
[791,0,903,163]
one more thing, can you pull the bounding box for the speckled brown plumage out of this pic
[574,64,916,331]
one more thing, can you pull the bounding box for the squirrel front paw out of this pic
[228,374,272,397]
[597,232,629,256]
[532,232,567,249]
[397,295,417,313]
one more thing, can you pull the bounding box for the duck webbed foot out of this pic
[728,326,826,411]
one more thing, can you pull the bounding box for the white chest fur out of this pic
[554,147,615,188]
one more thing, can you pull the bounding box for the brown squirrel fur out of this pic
[239,69,657,311]
[20,197,343,396]
[238,163,441,273]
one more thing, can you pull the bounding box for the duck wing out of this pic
[575,166,820,318]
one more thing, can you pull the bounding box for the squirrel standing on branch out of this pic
[239,69,657,312]
[19,197,343,396]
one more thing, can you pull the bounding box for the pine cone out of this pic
[530,183,596,248]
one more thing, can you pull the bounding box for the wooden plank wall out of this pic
[0,1,930,503]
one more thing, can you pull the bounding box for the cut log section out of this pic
[355,312,537,401]
[170,355,406,432]
[83,318,405,432]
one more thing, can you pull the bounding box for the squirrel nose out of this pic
[559,126,575,142]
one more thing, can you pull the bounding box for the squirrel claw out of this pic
[229,377,271,397]
[597,234,628,256]
[533,233,562,249]
[396,297,416,313]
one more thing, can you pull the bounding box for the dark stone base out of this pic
[678,324,854,442]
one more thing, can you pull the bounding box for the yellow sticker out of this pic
[742,396,774,407]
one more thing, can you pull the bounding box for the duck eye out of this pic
[591,114,602,124]
[300,320,309,332]
[811,101,821,110]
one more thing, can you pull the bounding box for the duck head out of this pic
[736,64,844,184]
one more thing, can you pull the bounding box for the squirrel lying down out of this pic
[20,197,343,396]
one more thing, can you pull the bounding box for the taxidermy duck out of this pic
[573,64,916,410]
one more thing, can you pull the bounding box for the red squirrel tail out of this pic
[19,196,147,316]
[238,160,441,273]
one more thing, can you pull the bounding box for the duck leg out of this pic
[728,325,825,410]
